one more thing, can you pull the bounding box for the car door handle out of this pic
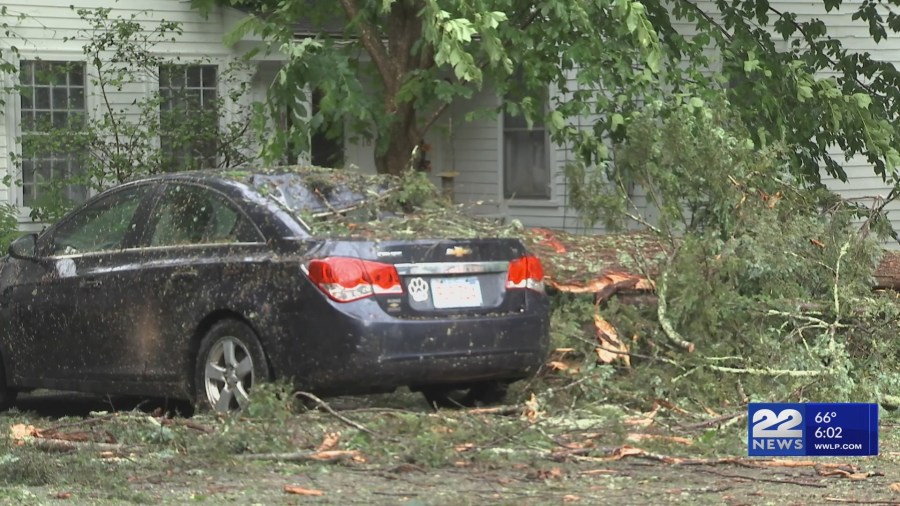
[80,278,102,288]
[171,269,198,281]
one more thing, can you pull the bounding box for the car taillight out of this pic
[307,257,403,302]
[506,255,545,293]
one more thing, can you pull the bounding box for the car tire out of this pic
[421,381,508,409]
[194,320,270,413]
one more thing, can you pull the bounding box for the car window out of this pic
[150,184,261,246]
[50,186,149,255]
[250,171,390,216]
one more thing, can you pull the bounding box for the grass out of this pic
[0,385,897,504]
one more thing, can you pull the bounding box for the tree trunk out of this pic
[339,0,425,175]
[376,101,419,175]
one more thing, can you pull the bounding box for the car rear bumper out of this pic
[274,292,550,394]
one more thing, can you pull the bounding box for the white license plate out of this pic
[431,277,483,309]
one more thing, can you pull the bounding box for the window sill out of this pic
[505,199,560,208]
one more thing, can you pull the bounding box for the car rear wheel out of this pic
[420,381,508,409]
[194,320,270,413]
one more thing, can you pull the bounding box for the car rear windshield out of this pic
[247,169,391,218]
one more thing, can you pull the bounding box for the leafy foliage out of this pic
[192,0,900,198]
[191,0,660,175]
[556,100,900,408]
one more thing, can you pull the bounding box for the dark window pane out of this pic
[202,89,216,106]
[34,111,51,130]
[69,88,84,109]
[187,66,202,87]
[52,112,68,128]
[20,62,33,84]
[68,65,84,86]
[34,87,50,109]
[51,87,67,109]
[202,65,216,86]
[503,129,551,200]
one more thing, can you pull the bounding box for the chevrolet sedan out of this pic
[0,169,550,412]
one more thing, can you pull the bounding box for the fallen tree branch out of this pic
[679,411,746,430]
[29,438,124,454]
[696,468,826,489]
[707,365,827,377]
[656,270,695,352]
[295,391,378,436]
[465,405,522,416]
[239,450,363,463]
[158,417,215,434]
[765,309,848,329]
[823,498,900,505]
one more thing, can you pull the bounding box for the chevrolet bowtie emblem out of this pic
[446,246,472,257]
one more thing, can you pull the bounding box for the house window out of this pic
[285,89,345,167]
[19,60,88,207]
[159,64,218,171]
[503,101,551,200]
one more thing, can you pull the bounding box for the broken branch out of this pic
[656,270,695,352]
[295,391,378,436]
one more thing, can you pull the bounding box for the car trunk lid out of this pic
[305,238,540,317]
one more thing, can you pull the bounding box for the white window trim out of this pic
[156,59,226,169]
[497,95,561,210]
[8,51,98,223]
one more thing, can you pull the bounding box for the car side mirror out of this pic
[8,233,38,260]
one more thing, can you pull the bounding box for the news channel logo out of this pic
[748,403,878,457]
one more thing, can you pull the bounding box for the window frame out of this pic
[10,56,93,218]
[499,90,556,204]
[157,62,221,171]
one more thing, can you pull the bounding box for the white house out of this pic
[0,1,281,230]
[0,1,898,241]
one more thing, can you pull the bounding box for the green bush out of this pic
[561,97,899,409]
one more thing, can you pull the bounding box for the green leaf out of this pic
[611,113,625,131]
[852,93,872,109]
[550,110,565,131]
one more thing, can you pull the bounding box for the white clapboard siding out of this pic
[776,1,900,247]
[0,1,277,223]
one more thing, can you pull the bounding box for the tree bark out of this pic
[341,0,425,175]
[376,101,419,175]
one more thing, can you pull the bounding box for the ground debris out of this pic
[239,449,366,464]
[283,485,325,496]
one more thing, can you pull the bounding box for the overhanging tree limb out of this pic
[338,0,396,94]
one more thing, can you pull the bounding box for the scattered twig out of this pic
[46,413,119,432]
[295,391,378,436]
[696,468,827,489]
[707,365,827,377]
[29,438,124,454]
[823,498,900,505]
[239,450,363,464]
[679,411,746,430]
[465,405,522,416]
[158,417,215,434]
[765,309,848,329]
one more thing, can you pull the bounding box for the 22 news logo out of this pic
[748,404,805,456]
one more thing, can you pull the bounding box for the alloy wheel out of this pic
[203,336,255,413]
